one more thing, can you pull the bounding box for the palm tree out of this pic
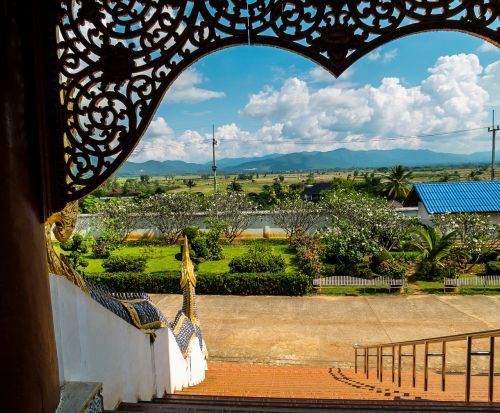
[226,179,243,193]
[406,226,457,280]
[383,165,413,201]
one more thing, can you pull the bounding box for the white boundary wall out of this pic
[50,275,206,410]
[75,208,418,240]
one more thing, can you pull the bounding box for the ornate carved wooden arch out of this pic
[53,0,499,213]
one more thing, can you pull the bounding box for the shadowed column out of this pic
[0,1,60,411]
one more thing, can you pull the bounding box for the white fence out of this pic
[313,275,406,289]
[444,276,500,288]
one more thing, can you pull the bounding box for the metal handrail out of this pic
[353,328,500,403]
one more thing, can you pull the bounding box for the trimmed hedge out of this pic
[87,271,180,292]
[486,261,500,275]
[228,244,286,273]
[85,271,311,296]
[102,255,147,272]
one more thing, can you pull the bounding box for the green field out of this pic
[110,165,496,197]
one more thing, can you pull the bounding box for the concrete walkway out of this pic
[151,294,500,369]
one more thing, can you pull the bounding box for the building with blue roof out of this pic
[404,181,500,224]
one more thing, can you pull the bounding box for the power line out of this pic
[138,125,490,149]
[204,126,489,144]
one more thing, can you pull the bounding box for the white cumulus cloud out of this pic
[241,53,497,154]
[165,68,225,103]
[134,53,499,162]
[477,41,499,53]
[366,48,398,63]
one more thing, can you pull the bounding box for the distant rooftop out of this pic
[303,182,333,197]
[404,181,500,213]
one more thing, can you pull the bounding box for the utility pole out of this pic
[212,124,217,194]
[489,110,499,180]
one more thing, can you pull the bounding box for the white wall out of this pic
[50,275,205,410]
[75,208,419,240]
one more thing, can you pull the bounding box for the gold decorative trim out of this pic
[45,201,89,293]
[45,201,166,333]
[181,236,197,322]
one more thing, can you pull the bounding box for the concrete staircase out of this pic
[108,362,500,412]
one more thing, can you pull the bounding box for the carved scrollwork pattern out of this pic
[57,0,499,200]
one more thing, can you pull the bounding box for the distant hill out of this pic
[118,154,281,176]
[117,160,205,177]
[116,149,494,176]
[228,149,494,172]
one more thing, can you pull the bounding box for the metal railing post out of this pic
[354,328,500,403]
[466,336,472,403]
[412,344,416,388]
[366,347,370,379]
[377,346,380,380]
[424,341,429,391]
[441,341,446,392]
[364,347,368,377]
[392,345,395,383]
[398,344,402,387]
[379,346,383,382]
[354,347,358,374]
[489,336,495,403]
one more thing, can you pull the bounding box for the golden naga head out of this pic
[180,236,196,290]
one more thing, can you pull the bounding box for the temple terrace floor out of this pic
[151,294,500,371]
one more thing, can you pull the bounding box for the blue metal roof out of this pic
[413,181,500,213]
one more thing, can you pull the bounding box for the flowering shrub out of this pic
[321,190,417,251]
[291,228,323,279]
[296,243,323,279]
[432,213,499,268]
[322,219,381,273]
[377,258,408,279]
[91,197,142,243]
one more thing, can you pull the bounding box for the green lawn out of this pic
[459,287,500,295]
[413,280,445,294]
[54,239,500,296]
[317,286,394,296]
[55,239,298,275]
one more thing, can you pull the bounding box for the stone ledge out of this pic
[56,382,103,413]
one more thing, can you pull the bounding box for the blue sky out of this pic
[131,32,499,163]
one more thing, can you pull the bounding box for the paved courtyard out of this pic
[151,294,500,370]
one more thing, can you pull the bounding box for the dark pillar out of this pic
[0,1,60,412]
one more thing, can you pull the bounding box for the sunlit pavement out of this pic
[151,294,500,371]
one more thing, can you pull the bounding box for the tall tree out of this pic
[383,165,413,201]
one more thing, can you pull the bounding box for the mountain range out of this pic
[116,148,495,176]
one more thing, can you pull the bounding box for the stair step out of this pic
[114,396,500,412]
[110,362,500,412]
